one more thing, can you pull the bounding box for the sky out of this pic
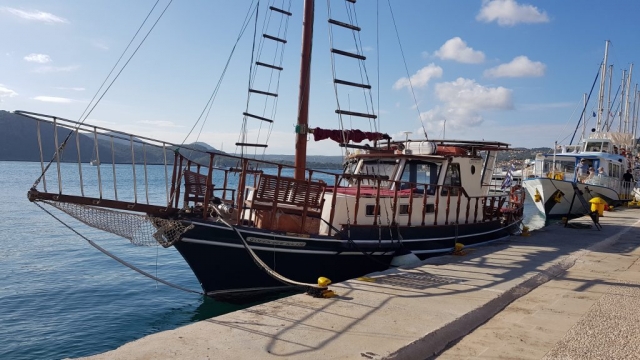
[2,0,640,155]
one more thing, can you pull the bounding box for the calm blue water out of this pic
[0,161,543,360]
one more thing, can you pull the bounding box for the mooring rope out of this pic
[213,210,326,291]
[35,202,203,295]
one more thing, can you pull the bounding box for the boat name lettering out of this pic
[246,237,306,247]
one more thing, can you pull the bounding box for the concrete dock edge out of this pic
[390,221,638,359]
[79,209,640,360]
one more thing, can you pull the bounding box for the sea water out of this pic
[0,161,544,359]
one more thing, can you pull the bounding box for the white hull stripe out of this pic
[410,234,510,254]
[189,220,511,243]
[181,237,395,255]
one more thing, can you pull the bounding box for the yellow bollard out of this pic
[589,197,606,217]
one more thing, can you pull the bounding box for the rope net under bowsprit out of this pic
[41,200,193,247]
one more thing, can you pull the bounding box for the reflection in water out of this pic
[523,192,546,231]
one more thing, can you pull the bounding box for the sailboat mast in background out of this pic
[596,40,609,130]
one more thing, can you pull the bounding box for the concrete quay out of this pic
[81,208,640,360]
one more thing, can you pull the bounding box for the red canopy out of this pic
[312,127,391,144]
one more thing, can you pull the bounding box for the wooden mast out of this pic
[294,0,314,180]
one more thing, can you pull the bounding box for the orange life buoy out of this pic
[510,185,522,204]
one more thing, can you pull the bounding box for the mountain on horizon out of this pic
[0,110,220,164]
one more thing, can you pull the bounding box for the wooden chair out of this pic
[183,170,213,206]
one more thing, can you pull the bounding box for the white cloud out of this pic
[484,56,546,78]
[34,96,75,103]
[419,78,513,132]
[32,65,79,73]
[434,37,485,64]
[393,63,443,90]
[2,7,68,24]
[138,120,183,128]
[477,0,549,26]
[24,53,52,63]
[91,40,109,51]
[55,87,86,91]
[435,78,513,110]
[0,84,18,100]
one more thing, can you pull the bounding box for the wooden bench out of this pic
[183,170,213,205]
[245,174,326,232]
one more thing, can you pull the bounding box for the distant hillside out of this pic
[0,111,219,164]
[497,147,553,162]
[256,154,344,169]
[0,110,554,170]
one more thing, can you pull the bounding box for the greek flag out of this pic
[501,164,516,190]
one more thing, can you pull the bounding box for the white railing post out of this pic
[36,121,48,192]
[75,128,84,196]
[53,118,62,194]
[93,127,103,199]
[110,136,118,201]
[130,135,138,203]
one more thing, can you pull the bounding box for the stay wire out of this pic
[78,0,175,131]
[386,0,428,140]
[570,64,601,145]
[77,0,163,124]
[31,0,173,190]
[34,202,203,295]
[182,1,258,149]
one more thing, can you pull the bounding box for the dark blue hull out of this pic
[173,218,518,299]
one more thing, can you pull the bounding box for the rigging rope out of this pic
[552,96,586,146]
[570,64,601,145]
[259,0,292,160]
[239,1,261,158]
[183,0,259,150]
[213,209,326,291]
[34,202,203,295]
[32,0,174,190]
[386,0,428,140]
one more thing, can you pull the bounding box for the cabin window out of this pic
[585,141,602,152]
[543,160,575,174]
[343,158,358,174]
[359,160,396,186]
[398,161,441,194]
[425,204,435,213]
[470,165,476,175]
[398,204,410,215]
[609,163,622,178]
[441,163,461,196]
[365,205,380,216]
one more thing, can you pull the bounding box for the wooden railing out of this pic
[20,111,521,234]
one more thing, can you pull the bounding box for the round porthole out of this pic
[471,165,476,174]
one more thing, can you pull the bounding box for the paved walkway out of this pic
[80,208,640,360]
[437,214,640,359]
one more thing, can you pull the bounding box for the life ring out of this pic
[510,185,522,204]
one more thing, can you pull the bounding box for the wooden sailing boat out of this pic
[18,0,524,299]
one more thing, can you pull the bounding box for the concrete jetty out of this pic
[81,208,640,360]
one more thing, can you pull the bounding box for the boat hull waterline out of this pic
[523,178,622,218]
[173,219,519,297]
